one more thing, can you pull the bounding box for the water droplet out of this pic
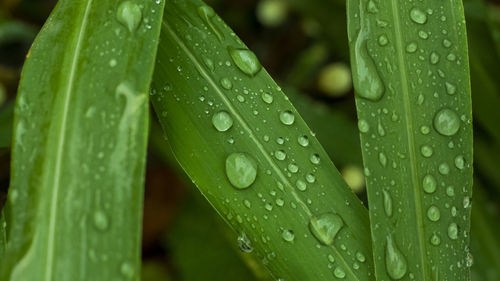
[438,162,450,175]
[463,196,471,208]
[422,174,437,193]
[261,92,273,104]
[445,82,456,95]
[238,232,253,252]
[356,252,366,262]
[351,39,385,101]
[430,233,441,246]
[279,110,295,125]
[309,213,343,245]
[93,210,109,231]
[385,235,408,280]
[430,52,440,64]
[410,8,427,24]
[116,1,142,32]
[420,126,430,135]
[298,135,309,147]
[334,267,346,279]
[454,155,465,170]
[120,261,135,279]
[281,229,295,242]
[420,145,433,158]
[446,186,455,197]
[406,42,417,53]
[382,190,393,217]
[228,46,262,76]
[212,111,233,132]
[275,150,287,161]
[443,39,452,48]
[448,223,458,240]
[427,205,441,221]
[377,121,386,136]
[198,5,224,42]
[306,173,316,183]
[288,163,298,173]
[225,153,258,189]
[310,153,321,165]
[466,252,474,267]
[296,179,307,191]
[358,119,370,133]
[434,108,460,136]
[378,35,389,46]
[220,77,233,89]
[328,254,335,263]
[379,152,387,167]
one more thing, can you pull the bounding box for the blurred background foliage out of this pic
[0,0,499,280]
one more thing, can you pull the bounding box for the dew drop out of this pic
[198,5,224,42]
[454,155,465,170]
[281,229,295,242]
[93,210,109,231]
[288,163,299,173]
[298,135,309,147]
[422,174,437,193]
[446,186,455,197]
[466,253,474,267]
[334,267,346,279]
[420,145,433,158]
[382,190,393,217]
[379,152,387,167]
[448,223,458,240]
[296,179,307,191]
[120,261,135,279]
[434,108,460,136]
[238,232,253,252]
[438,162,450,175]
[406,42,417,53]
[378,35,389,46]
[212,111,233,132]
[430,52,440,64]
[430,233,441,246]
[228,46,262,76]
[309,213,343,246]
[356,252,366,262]
[385,235,408,280]
[310,153,321,165]
[410,8,427,24]
[306,173,316,183]
[427,205,441,222]
[445,82,456,95]
[351,39,385,101]
[220,77,233,89]
[225,153,258,189]
[261,92,273,104]
[116,1,142,32]
[358,119,370,133]
[275,150,287,161]
[279,110,295,125]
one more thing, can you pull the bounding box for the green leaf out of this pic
[0,0,165,279]
[347,0,473,280]
[152,0,373,280]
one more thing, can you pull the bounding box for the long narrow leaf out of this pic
[152,0,373,280]
[0,0,165,279]
[347,0,473,280]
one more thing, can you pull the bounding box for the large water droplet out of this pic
[212,111,233,132]
[422,174,437,193]
[410,8,427,24]
[228,46,262,76]
[116,1,142,32]
[434,108,460,136]
[382,190,393,217]
[351,39,385,101]
[309,213,343,245]
[385,235,408,280]
[279,110,295,125]
[225,153,258,189]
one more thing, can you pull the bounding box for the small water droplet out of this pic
[279,110,295,125]
[356,252,366,262]
[422,174,437,193]
[238,232,253,252]
[334,267,346,279]
[463,196,471,208]
[358,119,370,133]
[454,155,465,170]
[281,229,295,242]
[427,205,441,222]
[385,235,408,280]
[410,8,427,24]
[116,1,142,32]
[448,223,458,240]
[438,162,450,175]
[225,153,258,189]
[430,233,441,246]
[309,213,343,245]
[228,46,262,76]
[434,108,460,136]
[275,150,287,161]
[378,35,389,46]
[446,186,455,197]
[379,152,387,167]
[306,173,316,183]
[420,145,433,158]
[261,92,273,104]
[120,261,135,279]
[288,163,298,173]
[298,135,309,147]
[93,210,109,231]
[296,179,307,191]
[430,52,440,64]
[466,253,474,267]
[220,77,233,89]
[212,111,233,132]
[382,190,393,217]
[310,153,321,165]
[445,82,456,95]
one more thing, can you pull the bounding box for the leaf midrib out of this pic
[389,0,428,279]
[162,19,361,281]
[45,0,93,280]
